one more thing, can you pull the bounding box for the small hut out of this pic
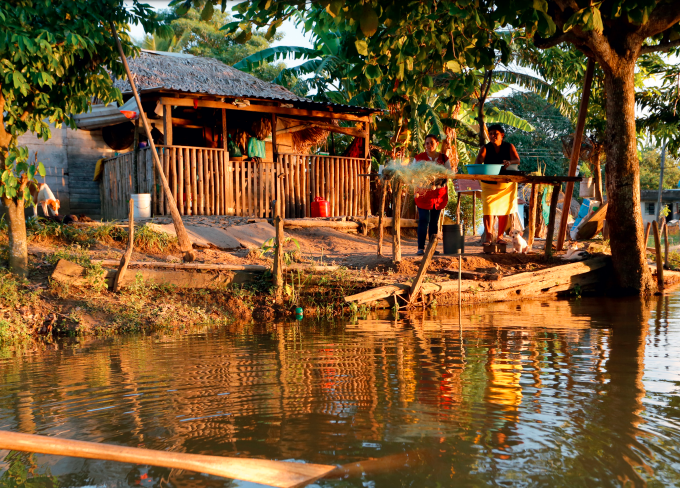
[88,50,379,220]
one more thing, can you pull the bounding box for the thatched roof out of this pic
[113,50,308,103]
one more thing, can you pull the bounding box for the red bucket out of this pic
[311,196,329,218]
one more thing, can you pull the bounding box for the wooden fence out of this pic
[99,146,371,220]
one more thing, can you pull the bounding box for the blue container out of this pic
[466,164,503,175]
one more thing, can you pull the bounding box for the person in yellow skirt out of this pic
[475,124,521,245]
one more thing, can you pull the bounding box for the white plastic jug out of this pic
[131,193,151,219]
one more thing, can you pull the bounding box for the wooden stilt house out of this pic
[97,50,379,220]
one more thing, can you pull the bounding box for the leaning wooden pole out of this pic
[653,220,664,290]
[273,198,284,301]
[110,23,194,262]
[644,221,651,250]
[377,178,388,256]
[557,58,596,251]
[409,235,439,304]
[113,199,135,292]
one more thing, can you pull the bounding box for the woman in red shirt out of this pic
[413,134,452,255]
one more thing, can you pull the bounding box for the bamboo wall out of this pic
[100,147,371,220]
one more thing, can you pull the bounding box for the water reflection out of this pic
[1,294,680,487]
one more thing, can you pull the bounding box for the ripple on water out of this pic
[1,295,680,486]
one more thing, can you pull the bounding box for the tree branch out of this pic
[640,38,680,55]
[640,3,680,39]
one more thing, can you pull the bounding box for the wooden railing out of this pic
[100,147,371,220]
[277,154,371,218]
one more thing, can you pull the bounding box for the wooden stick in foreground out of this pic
[110,22,195,262]
[113,199,134,292]
[653,220,664,290]
[409,235,439,304]
[0,430,335,488]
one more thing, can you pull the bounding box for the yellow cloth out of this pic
[93,158,104,182]
[481,181,517,215]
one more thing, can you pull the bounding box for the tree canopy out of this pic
[1,0,162,276]
[140,7,287,82]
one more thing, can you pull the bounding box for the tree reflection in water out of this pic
[1,295,680,487]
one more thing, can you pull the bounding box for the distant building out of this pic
[640,189,680,225]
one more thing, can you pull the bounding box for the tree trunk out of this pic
[603,60,654,293]
[592,147,604,203]
[4,197,28,278]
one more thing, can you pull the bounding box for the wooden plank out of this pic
[545,184,560,257]
[259,161,264,218]
[197,149,204,215]
[241,159,246,217]
[295,155,302,218]
[94,260,267,272]
[171,148,178,214]
[191,148,198,216]
[409,236,439,303]
[273,198,284,297]
[222,109,227,149]
[365,159,371,217]
[557,57,596,251]
[527,183,537,248]
[654,220,664,290]
[160,96,371,123]
[163,105,173,146]
[0,429,335,488]
[113,199,134,292]
[177,148,184,215]
[345,257,610,305]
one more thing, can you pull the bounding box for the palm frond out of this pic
[234,46,319,71]
[484,106,535,132]
[493,70,575,118]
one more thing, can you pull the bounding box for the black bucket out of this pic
[443,224,464,254]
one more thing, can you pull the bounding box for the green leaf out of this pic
[365,64,383,80]
[360,4,379,37]
[38,163,46,177]
[234,30,252,44]
[355,40,368,56]
[446,60,462,72]
[326,0,343,18]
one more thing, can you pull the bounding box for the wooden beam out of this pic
[222,109,227,150]
[557,57,596,251]
[527,183,537,248]
[163,104,172,146]
[160,97,370,122]
[277,123,313,135]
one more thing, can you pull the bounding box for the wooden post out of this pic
[222,109,228,150]
[557,58,596,251]
[644,222,651,250]
[191,148,198,215]
[111,23,194,261]
[132,118,139,194]
[527,183,538,248]
[664,222,669,269]
[544,184,560,257]
[273,198,284,299]
[653,220,664,290]
[393,180,402,263]
[163,105,173,146]
[471,191,476,236]
[378,178,388,256]
[409,235,439,303]
[455,192,462,223]
[114,199,134,292]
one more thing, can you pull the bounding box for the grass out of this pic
[0,270,42,343]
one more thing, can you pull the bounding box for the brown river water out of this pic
[1,294,680,487]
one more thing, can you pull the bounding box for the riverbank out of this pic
[1,217,676,343]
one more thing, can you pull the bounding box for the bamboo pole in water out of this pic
[653,220,664,290]
[0,430,335,488]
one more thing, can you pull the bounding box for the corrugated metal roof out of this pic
[113,51,379,115]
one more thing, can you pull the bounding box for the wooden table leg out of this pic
[545,184,560,258]
[455,192,462,223]
[527,183,537,249]
[472,192,477,236]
